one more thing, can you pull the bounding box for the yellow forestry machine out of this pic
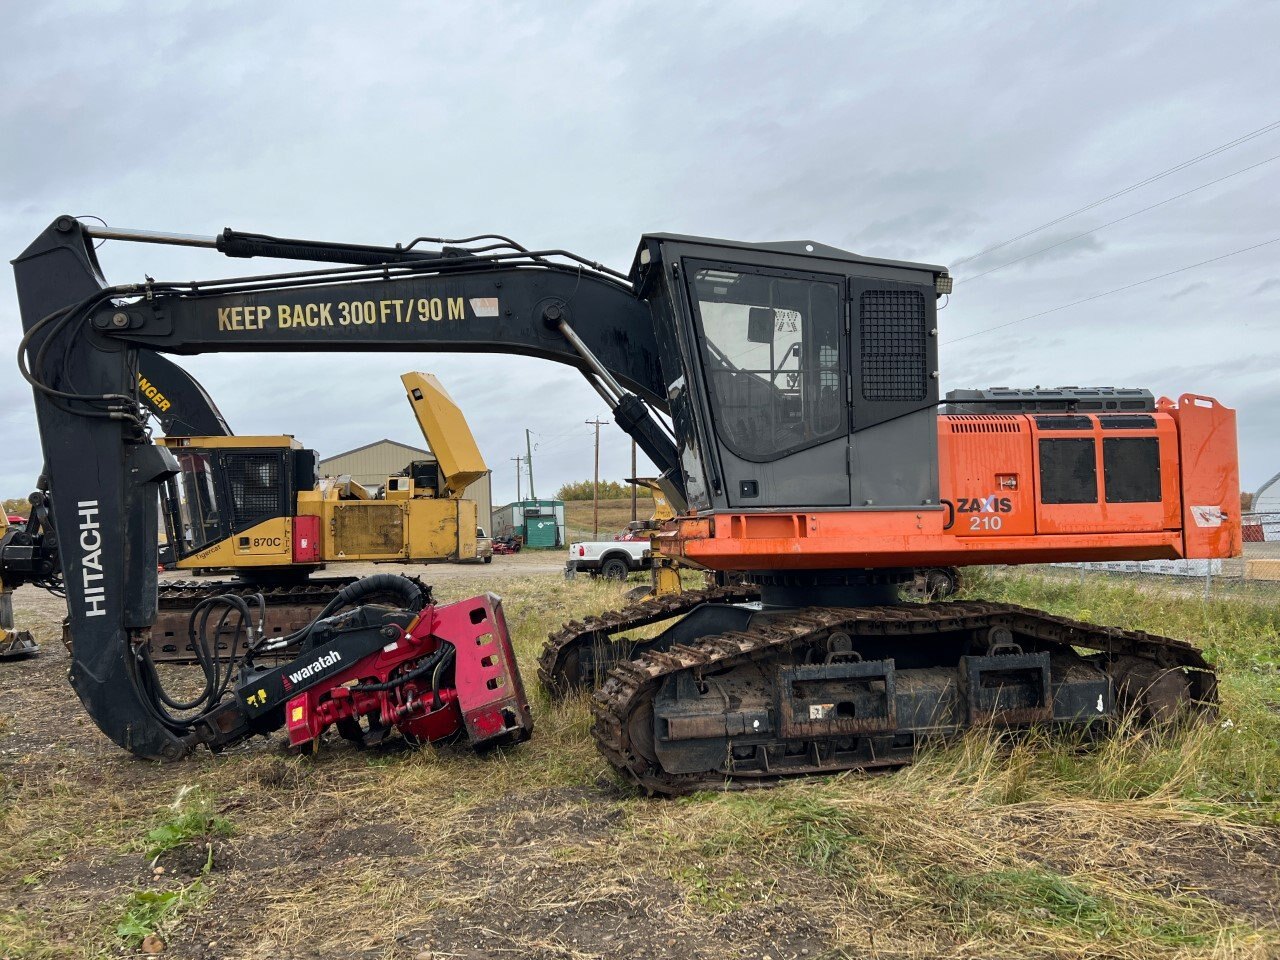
[146,369,489,662]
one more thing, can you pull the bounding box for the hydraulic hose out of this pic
[293,573,428,651]
[351,644,453,694]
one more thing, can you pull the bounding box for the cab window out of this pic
[688,264,844,461]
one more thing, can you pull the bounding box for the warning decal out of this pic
[469,297,500,318]
[1191,506,1225,528]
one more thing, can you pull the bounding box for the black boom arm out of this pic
[136,352,232,437]
[9,216,681,759]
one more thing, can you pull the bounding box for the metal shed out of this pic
[491,499,566,548]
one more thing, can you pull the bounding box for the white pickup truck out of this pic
[565,539,652,579]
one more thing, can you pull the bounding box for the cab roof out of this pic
[632,232,949,284]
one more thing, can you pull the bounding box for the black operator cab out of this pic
[630,235,951,514]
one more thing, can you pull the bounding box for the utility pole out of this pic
[510,455,523,502]
[586,417,607,538]
[525,428,536,500]
[630,439,638,522]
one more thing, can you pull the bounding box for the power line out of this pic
[529,427,583,441]
[959,151,1280,284]
[952,118,1280,269]
[944,236,1280,346]
[532,432,587,454]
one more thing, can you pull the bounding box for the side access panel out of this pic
[937,415,1035,537]
[846,276,939,511]
[406,498,476,561]
[1028,414,1179,536]
[327,501,408,559]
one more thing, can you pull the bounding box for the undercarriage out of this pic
[541,585,1216,795]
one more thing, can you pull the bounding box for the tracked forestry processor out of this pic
[3,217,1239,792]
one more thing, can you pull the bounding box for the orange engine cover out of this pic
[665,395,1240,571]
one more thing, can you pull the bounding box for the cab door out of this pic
[683,259,851,509]
[845,276,940,511]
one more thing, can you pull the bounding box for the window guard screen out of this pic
[224,453,282,526]
[690,266,844,462]
[860,290,927,401]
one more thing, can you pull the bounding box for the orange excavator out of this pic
[5,219,1238,792]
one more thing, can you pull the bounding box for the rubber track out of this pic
[537,584,761,698]
[157,577,363,606]
[145,576,430,663]
[589,600,1217,795]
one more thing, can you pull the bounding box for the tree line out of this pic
[555,480,632,501]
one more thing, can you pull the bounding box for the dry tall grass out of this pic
[0,567,1277,958]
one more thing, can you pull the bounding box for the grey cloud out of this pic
[1,0,1278,501]
[957,231,1106,279]
[1133,352,1280,387]
[1164,281,1209,300]
[851,204,987,260]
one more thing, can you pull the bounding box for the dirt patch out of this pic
[390,785,835,960]
[17,850,151,902]
[428,855,832,960]
[288,821,422,866]
[1148,830,1280,925]
[448,785,626,846]
[153,838,233,879]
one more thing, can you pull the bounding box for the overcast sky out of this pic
[2,1,1277,510]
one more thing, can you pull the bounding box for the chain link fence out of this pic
[1006,517,1280,602]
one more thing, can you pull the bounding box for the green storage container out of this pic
[526,517,558,547]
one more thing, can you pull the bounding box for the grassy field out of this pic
[1,562,1278,959]
[563,498,641,543]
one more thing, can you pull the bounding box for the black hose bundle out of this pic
[135,574,428,734]
[291,574,428,652]
[139,591,264,726]
[351,644,454,696]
